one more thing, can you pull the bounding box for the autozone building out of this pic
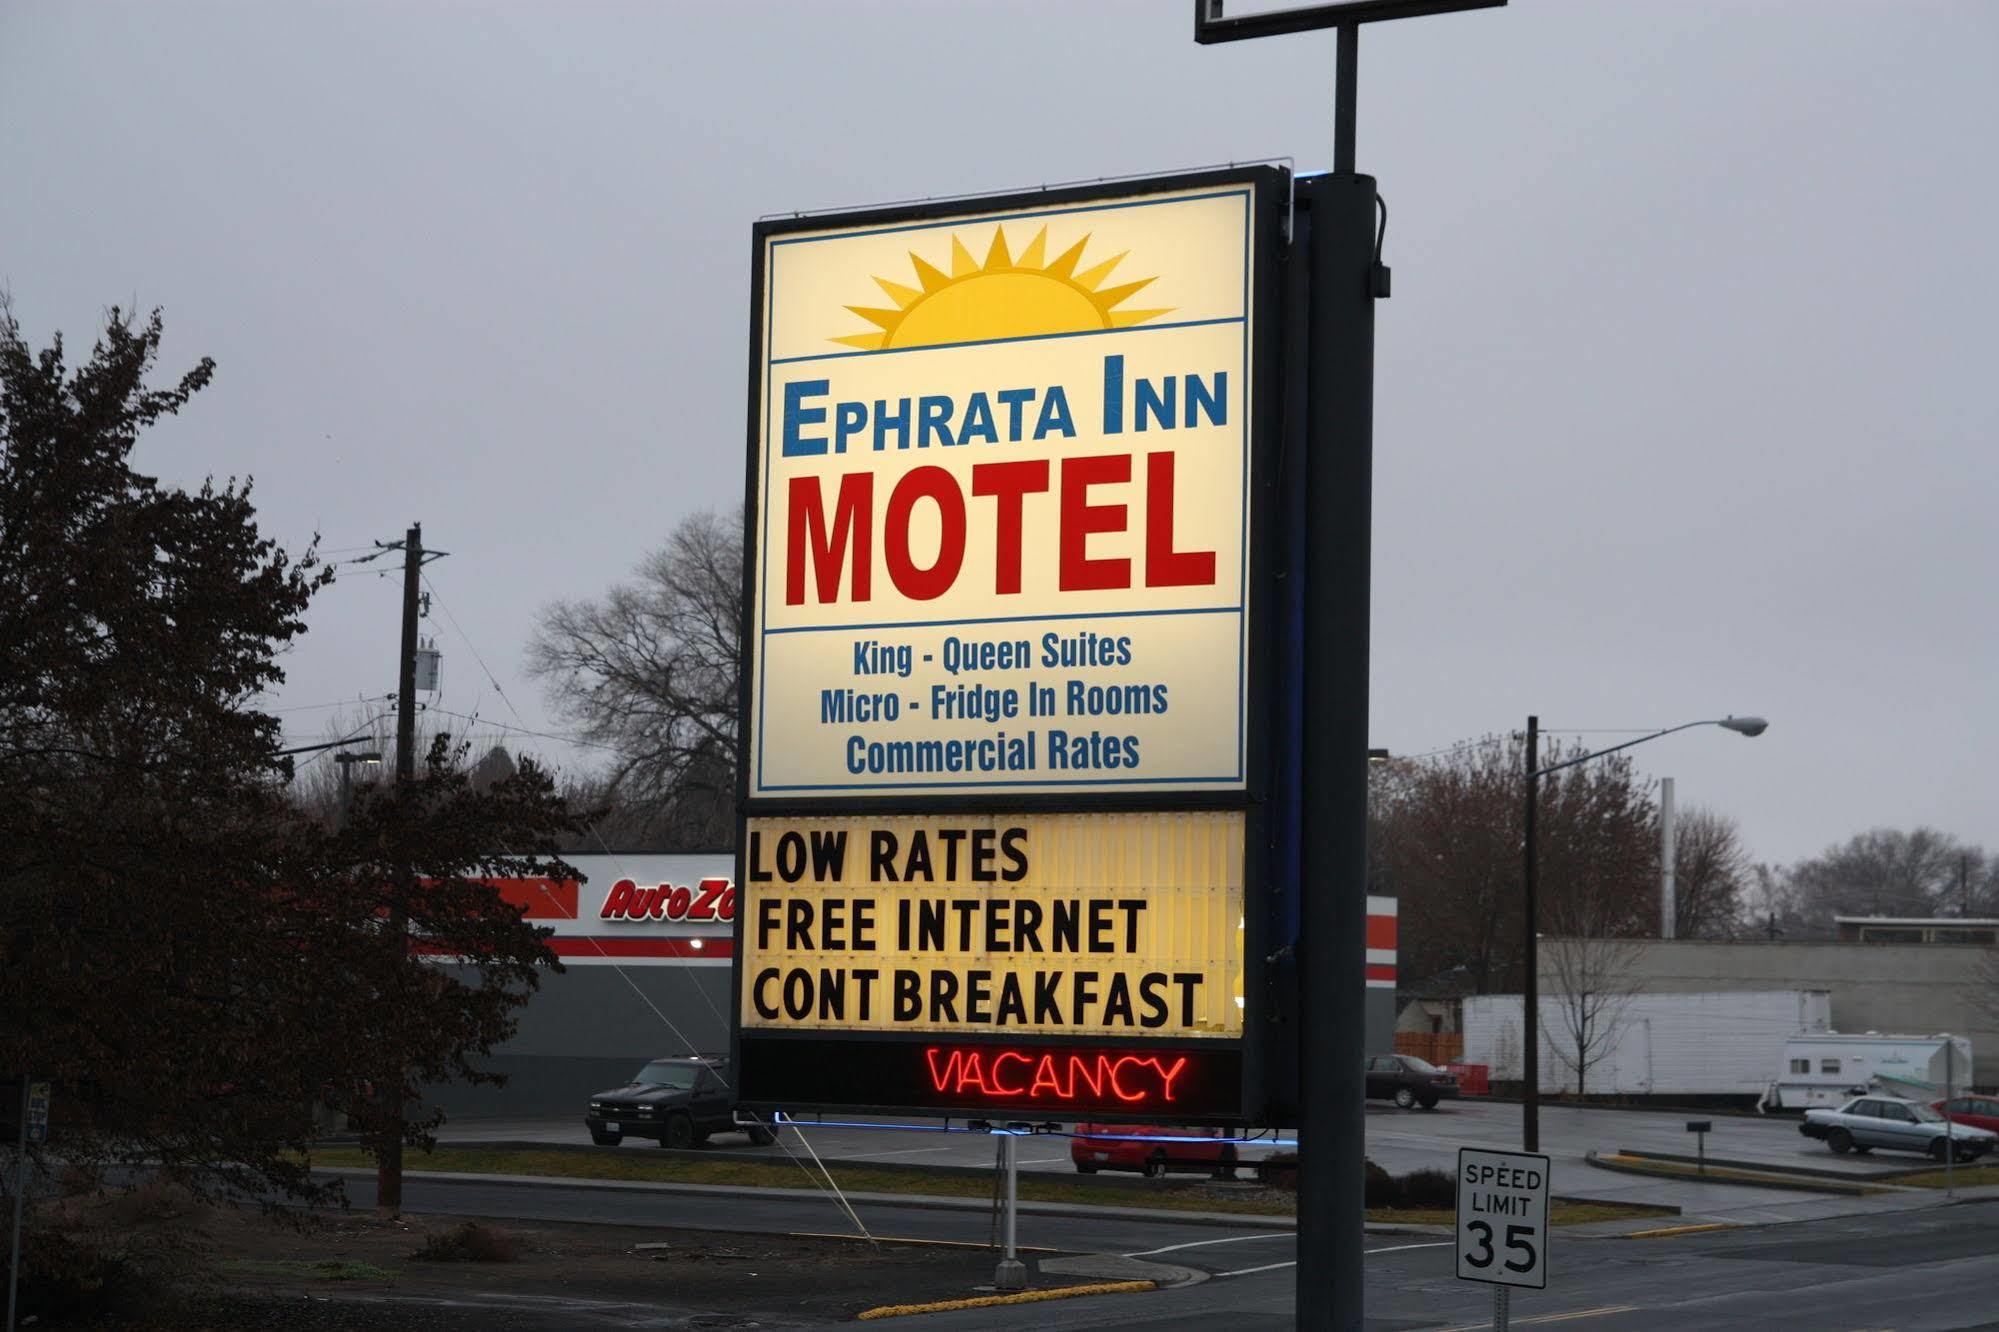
[434,852,1398,1120]
[432,853,736,1117]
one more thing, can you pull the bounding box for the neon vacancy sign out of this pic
[924,1046,1190,1104]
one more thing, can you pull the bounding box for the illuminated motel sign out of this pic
[733,168,1286,1123]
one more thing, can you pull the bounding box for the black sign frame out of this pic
[731,164,1290,1125]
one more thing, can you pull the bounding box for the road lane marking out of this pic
[1424,1304,1640,1330]
[1366,1241,1454,1255]
[1125,1233,1296,1258]
[839,1146,958,1159]
[791,1231,1062,1254]
[1623,1221,1741,1239]
[1207,1256,1287,1280]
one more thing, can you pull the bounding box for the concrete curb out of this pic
[319,1167,1300,1230]
[1622,1147,1907,1181]
[857,1280,1158,1321]
[1586,1151,1871,1197]
[1629,1146,1999,1184]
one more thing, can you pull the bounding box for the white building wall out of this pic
[1540,939,1999,1089]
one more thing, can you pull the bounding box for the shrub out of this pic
[1397,1168,1455,1210]
[1256,1151,1298,1190]
[412,1222,518,1263]
[1362,1158,1395,1208]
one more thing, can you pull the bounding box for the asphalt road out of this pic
[894,1202,1999,1330]
[333,1171,1999,1329]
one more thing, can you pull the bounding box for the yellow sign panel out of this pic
[746,182,1262,798]
[740,811,1244,1040]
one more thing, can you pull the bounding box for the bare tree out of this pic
[1670,806,1750,939]
[526,508,740,850]
[1541,891,1644,1101]
[1787,827,1974,920]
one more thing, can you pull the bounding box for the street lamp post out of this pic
[1519,715,1766,1151]
[334,750,383,830]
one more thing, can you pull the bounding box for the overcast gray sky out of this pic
[3,1,1993,867]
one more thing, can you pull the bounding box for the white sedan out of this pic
[1800,1094,1996,1162]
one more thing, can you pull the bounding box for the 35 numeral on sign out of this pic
[1455,1148,1549,1290]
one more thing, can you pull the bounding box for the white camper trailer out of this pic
[1763,1033,1974,1111]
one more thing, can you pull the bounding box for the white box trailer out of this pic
[1764,1033,1974,1110]
[1463,990,1831,1098]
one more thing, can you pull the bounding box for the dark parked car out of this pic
[585,1055,776,1149]
[1365,1053,1458,1110]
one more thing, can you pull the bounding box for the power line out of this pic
[284,711,396,769]
[269,693,396,717]
[423,707,621,754]
[422,575,536,734]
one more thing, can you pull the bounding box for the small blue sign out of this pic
[26,1081,50,1144]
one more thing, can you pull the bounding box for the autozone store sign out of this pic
[599,877,736,924]
[486,854,735,965]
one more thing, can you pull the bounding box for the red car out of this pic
[1935,1095,1999,1134]
[1071,1123,1238,1177]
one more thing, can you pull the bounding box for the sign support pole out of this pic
[7,1074,28,1332]
[1193,8,1509,1326]
[1495,1285,1510,1330]
[995,1130,1026,1291]
[1945,1040,1955,1198]
[1297,78,1378,1329]
[1522,713,1540,1151]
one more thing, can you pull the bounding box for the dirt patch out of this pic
[24,1195,1051,1329]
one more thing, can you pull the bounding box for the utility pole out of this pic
[1660,776,1676,939]
[376,523,423,1218]
[397,524,421,783]
[1522,714,1540,1152]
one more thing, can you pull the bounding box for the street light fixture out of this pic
[1520,714,1766,1151]
[334,749,384,829]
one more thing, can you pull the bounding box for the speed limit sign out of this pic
[1455,1147,1549,1290]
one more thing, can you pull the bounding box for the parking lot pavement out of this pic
[1361,1096,1910,1178]
[1357,1097,1980,1224]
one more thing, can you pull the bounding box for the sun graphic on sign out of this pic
[832,226,1170,351]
